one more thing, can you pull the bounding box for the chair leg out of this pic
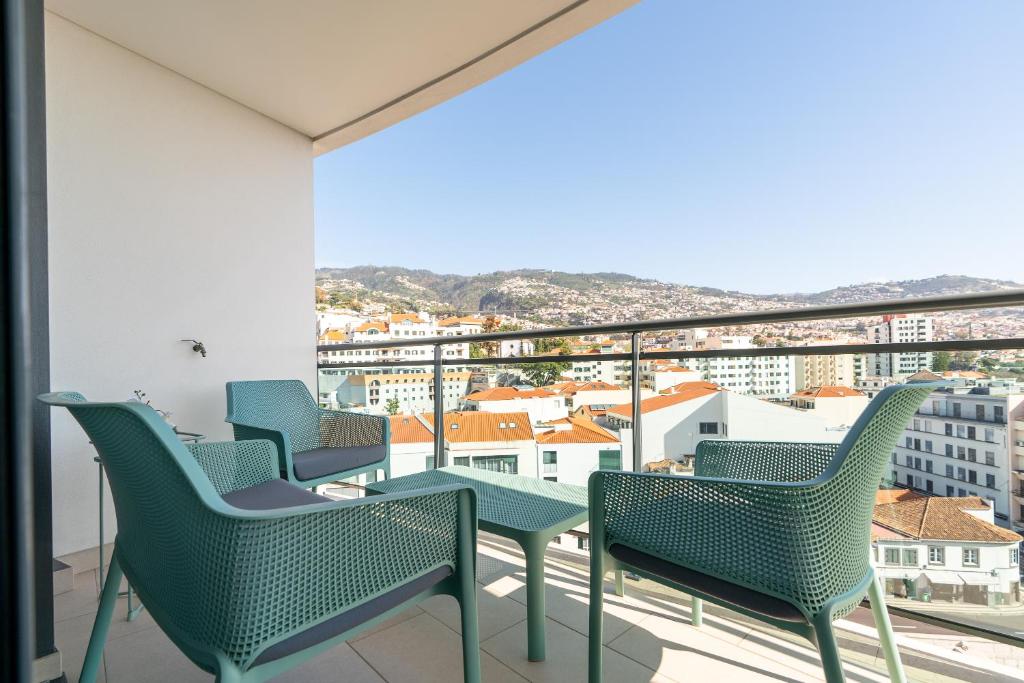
[691,597,703,627]
[214,658,243,683]
[812,612,847,683]
[80,552,123,683]
[588,553,605,683]
[459,587,481,683]
[868,575,907,683]
[613,570,624,597]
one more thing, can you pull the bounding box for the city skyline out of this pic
[315,0,1024,293]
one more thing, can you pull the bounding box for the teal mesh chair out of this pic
[588,383,942,683]
[40,392,479,683]
[225,379,390,489]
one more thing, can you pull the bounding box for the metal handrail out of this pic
[318,288,1024,352]
[317,289,1024,473]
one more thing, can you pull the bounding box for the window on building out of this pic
[425,456,435,471]
[905,437,913,448]
[902,549,918,566]
[928,546,945,565]
[884,548,900,565]
[945,444,953,457]
[946,485,954,496]
[699,422,718,435]
[986,451,996,466]
[963,548,979,567]
[995,406,1005,422]
[957,446,966,459]
[543,476,558,482]
[968,448,977,462]
[543,451,557,473]
[1011,548,1019,566]
[470,455,518,474]
[925,460,932,473]
[453,456,470,467]
[599,449,622,470]
[925,440,933,453]
[925,479,933,493]
[968,470,977,484]
[976,405,986,421]
[945,423,953,436]
[953,403,962,418]
[986,473,996,489]
[967,426,976,440]
[577,536,590,551]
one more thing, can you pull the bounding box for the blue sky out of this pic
[315,1,1023,294]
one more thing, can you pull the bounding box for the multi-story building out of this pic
[568,343,627,385]
[688,354,797,399]
[890,385,1024,529]
[872,490,1021,606]
[794,350,857,391]
[319,312,471,370]
[866,314,933,379]
[534,416,623,487]
[543,380,638,411]
[334,370,472,414]
[639,360,703,393]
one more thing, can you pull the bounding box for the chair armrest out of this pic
[200,484,475,669]
[317,409,388,448]
[186,439,279,495]
[589,471,845,617]
[694,440,839,482]
[227,420,292,475]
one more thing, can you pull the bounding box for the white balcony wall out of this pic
[45,13,314,555]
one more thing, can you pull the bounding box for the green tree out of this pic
[931,351,951,372]
[384,398,401,415]
[469,342,486,359]
[950,350,978,371]
[523,337,572,386]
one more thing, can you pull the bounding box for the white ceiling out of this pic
[45,0,638,154]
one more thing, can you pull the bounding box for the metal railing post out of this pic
[433,344,445,468]
[631,331,642,472]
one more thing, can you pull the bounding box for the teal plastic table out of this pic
[366,466,588,661]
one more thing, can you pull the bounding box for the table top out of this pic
[366,466,588,536]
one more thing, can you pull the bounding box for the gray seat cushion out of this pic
[609,544,806,624]
[292,445,386,482]
[252,565,453,665]
[222,479,329,510]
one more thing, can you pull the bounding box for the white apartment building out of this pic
[334,370,472,415]
[460,387,568,425]
[387,414,437,478]
[605,382,838,468]
[544,381,642,411]
[569,346,626,386]
[872,491,1022,606]
[535,417,624,487]
[639,361,703,393]
[866,314,934,379]
[672,332,797,398]
[318,313,470,370]
[890,386,1024,529]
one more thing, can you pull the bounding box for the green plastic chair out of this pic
[40,392,480,683]
[225,379,390,489]
[588,382,942,683]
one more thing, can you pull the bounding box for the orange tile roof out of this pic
[423,411,533,443]
[941,370,989,379]
[437,316,486,327]
[388,415,433,444]
[389,313,423,324]
[574,405,607,418]
[543,380,619,396]
[873,496,1022,543]
[659,381,720,395]
[608,382,720,418]
[875,489,926,505]
[791,385,865,399]
[464,387,556,401]
[319,329,346,342]
[355,321,388,333]
[536,417,619,444]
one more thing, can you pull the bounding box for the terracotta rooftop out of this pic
[609,382,721,418]
[536,417,619,444]
[388,415,433,444]
[659,380,721,396]
[543,380,620,396]
[319,329,346,342]
[791,386,865,399]
[437,316,486,327]
[355,321,388,333]
[389,313,424,324]
[463,387,556,401]
[873,496,1022,543]
[423,411,533,443]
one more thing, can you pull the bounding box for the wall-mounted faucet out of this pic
[181,339,207,357]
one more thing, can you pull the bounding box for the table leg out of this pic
[97,460,105,594]
[523,535,549,662]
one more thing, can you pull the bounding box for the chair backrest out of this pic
[39,392,225,635]
[225,380,320,452]
[808,382,942,600]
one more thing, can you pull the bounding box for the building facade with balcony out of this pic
[866,313,934,379]
[890,386,1024,528]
